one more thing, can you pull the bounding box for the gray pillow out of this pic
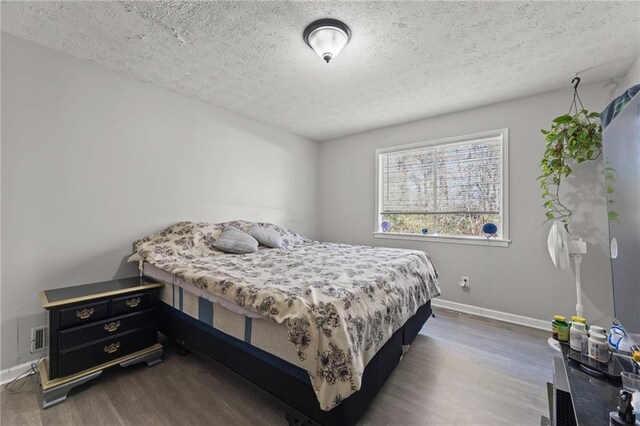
[249,225,284,248]
[213,227,259,254]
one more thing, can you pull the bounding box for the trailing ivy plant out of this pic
[538,109,602,225]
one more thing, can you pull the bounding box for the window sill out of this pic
[373,232,510,247]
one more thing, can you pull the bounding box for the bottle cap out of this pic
[571,316,586,323]
[589,325,606,335]
[633,351,640,362]
[554,315,566,322]
[572,322,586,331]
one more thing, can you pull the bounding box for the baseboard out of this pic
[431,298,551,331]
[0,360,38,385]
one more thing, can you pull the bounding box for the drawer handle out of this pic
[104,321,121,333]
[75,307,95,320]
[104,342,121,354]
[125,297,141,308]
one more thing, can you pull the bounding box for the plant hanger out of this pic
[569,76,584,114]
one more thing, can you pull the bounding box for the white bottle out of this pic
[588,326,610,363]
[570,322,587,352]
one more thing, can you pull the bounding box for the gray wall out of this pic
[0,34,319,369]
[2,32,637,372]
[622,54,640,90]
[318,80,623,326]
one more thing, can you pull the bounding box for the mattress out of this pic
[143,262,260,318]
[146,262,302,368]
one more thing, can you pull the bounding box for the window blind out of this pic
[381,136,502,215]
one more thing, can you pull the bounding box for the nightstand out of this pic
[38,277,164,409]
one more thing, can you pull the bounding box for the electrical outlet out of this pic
[459,276,470,288]
[31,326,47,353]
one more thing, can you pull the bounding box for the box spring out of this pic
[158,300,432,425]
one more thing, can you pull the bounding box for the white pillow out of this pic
[249,224,284,248]
[213,227,259,254]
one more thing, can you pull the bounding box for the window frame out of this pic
[374,128,510,247]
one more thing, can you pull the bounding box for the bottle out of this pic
[608,324,627,351]
[570,316,589,354]
[588,326,610,363]
[570,321,587,352]
[558,320,570,343]
[552,315,568,341]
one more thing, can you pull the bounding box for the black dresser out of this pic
[39,277,164,408]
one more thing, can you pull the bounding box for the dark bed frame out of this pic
[158,298,432,426]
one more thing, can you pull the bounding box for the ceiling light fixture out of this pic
[303,19,351,64]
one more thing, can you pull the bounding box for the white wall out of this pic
[318,80,622,326]
[622,54,640,90]
[0,34,319,370]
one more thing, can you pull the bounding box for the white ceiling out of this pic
[2,1,639,141]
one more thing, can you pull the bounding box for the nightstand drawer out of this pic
[59,308,155,350]
[112,292,152,316]
[59,300,110,329]
[58,326,156,377]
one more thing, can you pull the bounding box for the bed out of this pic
[132,221,440,425]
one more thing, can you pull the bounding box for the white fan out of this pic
[547,221,588,317]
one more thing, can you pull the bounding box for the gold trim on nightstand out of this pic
[39,283,163,309]
[39,343,163,390]
[39,291,50,309]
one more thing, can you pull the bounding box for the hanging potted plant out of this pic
[538,77,604,227]
[538,77,619,320]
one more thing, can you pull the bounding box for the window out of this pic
[375,129,509,246]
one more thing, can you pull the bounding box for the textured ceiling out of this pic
[2,1,639,141]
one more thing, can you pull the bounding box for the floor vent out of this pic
[31,326,47,353]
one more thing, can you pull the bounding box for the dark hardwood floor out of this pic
[1,308,553,425]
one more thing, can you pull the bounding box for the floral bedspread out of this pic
[134,221,440,410]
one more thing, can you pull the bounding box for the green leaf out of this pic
[553,115,573,124]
